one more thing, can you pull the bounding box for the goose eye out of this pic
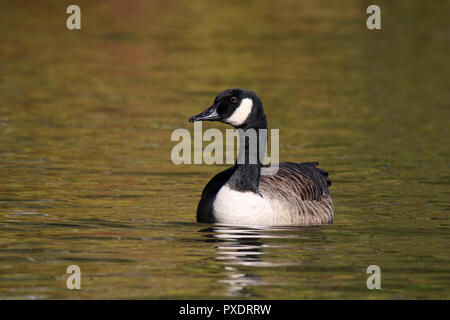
[230,97,238,104]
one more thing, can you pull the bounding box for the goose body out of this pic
[189,89,334,226]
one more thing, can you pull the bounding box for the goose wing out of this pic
[259,161,331,202]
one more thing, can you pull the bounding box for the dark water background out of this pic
[0,0,448,299]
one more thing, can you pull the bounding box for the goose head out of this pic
[189,88,267,130]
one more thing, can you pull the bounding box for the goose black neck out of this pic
[227,112,268,193]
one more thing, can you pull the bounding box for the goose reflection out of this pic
[199,225,298,297]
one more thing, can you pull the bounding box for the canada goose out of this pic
[189,88,334,226]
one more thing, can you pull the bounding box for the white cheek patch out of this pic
[226,98,253,126]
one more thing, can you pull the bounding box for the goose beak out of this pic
[189,104,220,122]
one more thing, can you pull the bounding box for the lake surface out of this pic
[0,0,448,299]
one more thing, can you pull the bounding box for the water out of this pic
[0,0,448,299]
